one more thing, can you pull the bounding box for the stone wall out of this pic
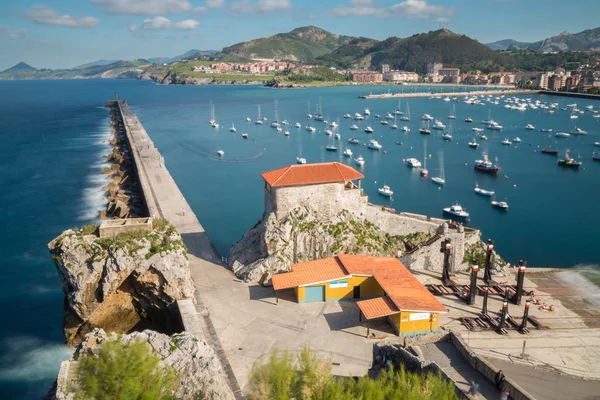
[98,217,153,238]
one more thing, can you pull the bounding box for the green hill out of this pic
[2,62,37,73]
[318,29,517,74]
[222,26,362,61]
[487,26,600,52]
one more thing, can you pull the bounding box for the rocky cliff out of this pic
[47,328,234,400]
[49,221,195,345]
[229,206,436,283]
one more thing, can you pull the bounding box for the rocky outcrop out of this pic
[229,206,436,283]
[48,329,234,400]
[49,223,194,345]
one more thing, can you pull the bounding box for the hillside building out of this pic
[349,71,383,83]
[381,64,390,74]
[536,73,549,89]
[383,70,419,83]
[427,62,443,76]
[272,254,448,336]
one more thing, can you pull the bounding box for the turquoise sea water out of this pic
[0,79,599,398]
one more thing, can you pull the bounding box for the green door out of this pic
[304,286,325,302]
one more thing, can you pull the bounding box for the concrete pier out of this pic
[362,88,540,99]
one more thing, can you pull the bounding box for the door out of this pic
[305,286,325,302]
[353,285,361,299]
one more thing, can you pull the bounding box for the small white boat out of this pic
[354,114,364,120]
[555,132,570,138]
[368,140,382,150]
[296,157,306,164]
[305,125,315,132]
[432,120,446,130]
[487,122,503,130]
[325,144,337,152]
[422,114,434,121]
[246,117,251,122]
[512,137,521,143]
[401,126,410,132]
[540,128,552,132]
[492,200,509,210]
[472,127,483,132]
[381,120,389,126]
[501,138,511,145]
[284,130,290,136]
[276,127,282,133]
[378,185,393,197]
[391,124,398,129]
[230,124,236,132]
[468,140,479,148]
[242,133,248,139]
[571,127,588,135]
[350,124,358,130]
[479,134,488,140]
[325,129,333,136]
[431,176,445,185]
[271,121,280,128]
[385,113,394,119]
[594,142,600,147]
[348,137,360,144]
[211,122,219,128]
[525,124,535,130]
[474,185,495,196]
[365,126,374,133]
[354,156,365,166]
[217,149,224,157]
[343,114,351,119]
[442,133,452,141]
[295,122,301,128]
[334,133,341,140]
[330,121,338,128]
[406,158,421,168]
[364,108,371,115]
[343,148,353,157]
[443,204,469,218]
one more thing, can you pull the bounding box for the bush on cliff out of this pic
[247,348,459,400]
[77,336,177,400]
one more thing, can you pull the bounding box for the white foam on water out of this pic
[0,336,72,382]
[77,119,112,222]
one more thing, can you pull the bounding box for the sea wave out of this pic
[0,336,72,382]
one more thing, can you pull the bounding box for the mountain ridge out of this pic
[486,26,600,51]
[2,62,37,73]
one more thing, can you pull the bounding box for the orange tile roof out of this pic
[357,296,399,320]
[272,254,447,315]
[272,257,348,291]
[262,162,364,188]
[337,254,447,314]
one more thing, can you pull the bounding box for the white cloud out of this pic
[230,0,292,13]
[174,19,200,29]
[26,5,100,28]
[331,0,388,17]
[129,16,199,31]
[206,0,225,8]
[390,0,453,19]
[0,26,28,40]
[91,0,193,15]
[193,6,208,14]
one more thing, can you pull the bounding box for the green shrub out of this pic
[77,336,177,400]
[81,224,99,236]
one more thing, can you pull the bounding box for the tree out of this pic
[77,337,177,400]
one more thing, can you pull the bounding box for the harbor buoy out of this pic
[513,184,517,188]
[504,175,508,179]
[384,150,387,154]
[464,163,468,166]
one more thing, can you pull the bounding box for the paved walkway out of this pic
[120,104,377,395]
[421,342,499,400]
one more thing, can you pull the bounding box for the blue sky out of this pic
[0,0,598,70]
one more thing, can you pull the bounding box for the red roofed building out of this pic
[261,162,366,219]
[272,255,447,336]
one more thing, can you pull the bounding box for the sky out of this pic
[0,0,599,70]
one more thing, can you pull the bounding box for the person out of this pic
[495,370,505,389]
[182,208,186,217]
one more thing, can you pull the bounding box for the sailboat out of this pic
[448,104,456,120]
[420,141,429,178]
[255,105,263,125]
[570,108,578,119]
[314,97,324,121]
[270,100,280,128]
[419,119,430,135]
[229,123,236,132]
[209,101,218,128]
[394,99,403,115]
[431,151,445,185]
[391,115,398,129]
[306,101,312,119]
[482,109,492,125]
[400,103,410,121]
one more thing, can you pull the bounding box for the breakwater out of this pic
[539,90,600,100]
[106,99,244,398]
[362,89,539,99]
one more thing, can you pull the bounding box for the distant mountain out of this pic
[0,59,150,80]
[2,62,37,73]
[486,27,600,52]
[318,29,516,74]
[147,49,217,64]
[222,26,362,61]
[73,60,120,69]
[486,39,535,51]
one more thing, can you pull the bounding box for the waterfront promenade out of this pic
[363,88,540,99]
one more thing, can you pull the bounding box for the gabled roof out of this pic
[272,258,348,291]
[272,254,447,315]
[357,296,399,320]
[262,162,364,188]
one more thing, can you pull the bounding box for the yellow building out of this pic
[272,255,448,336]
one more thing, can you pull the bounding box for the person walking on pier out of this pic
[182,208,186,217]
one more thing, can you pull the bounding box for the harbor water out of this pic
[0,79,599,398]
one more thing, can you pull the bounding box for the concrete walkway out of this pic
[120,104,377,395]
[421,342,500,400]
